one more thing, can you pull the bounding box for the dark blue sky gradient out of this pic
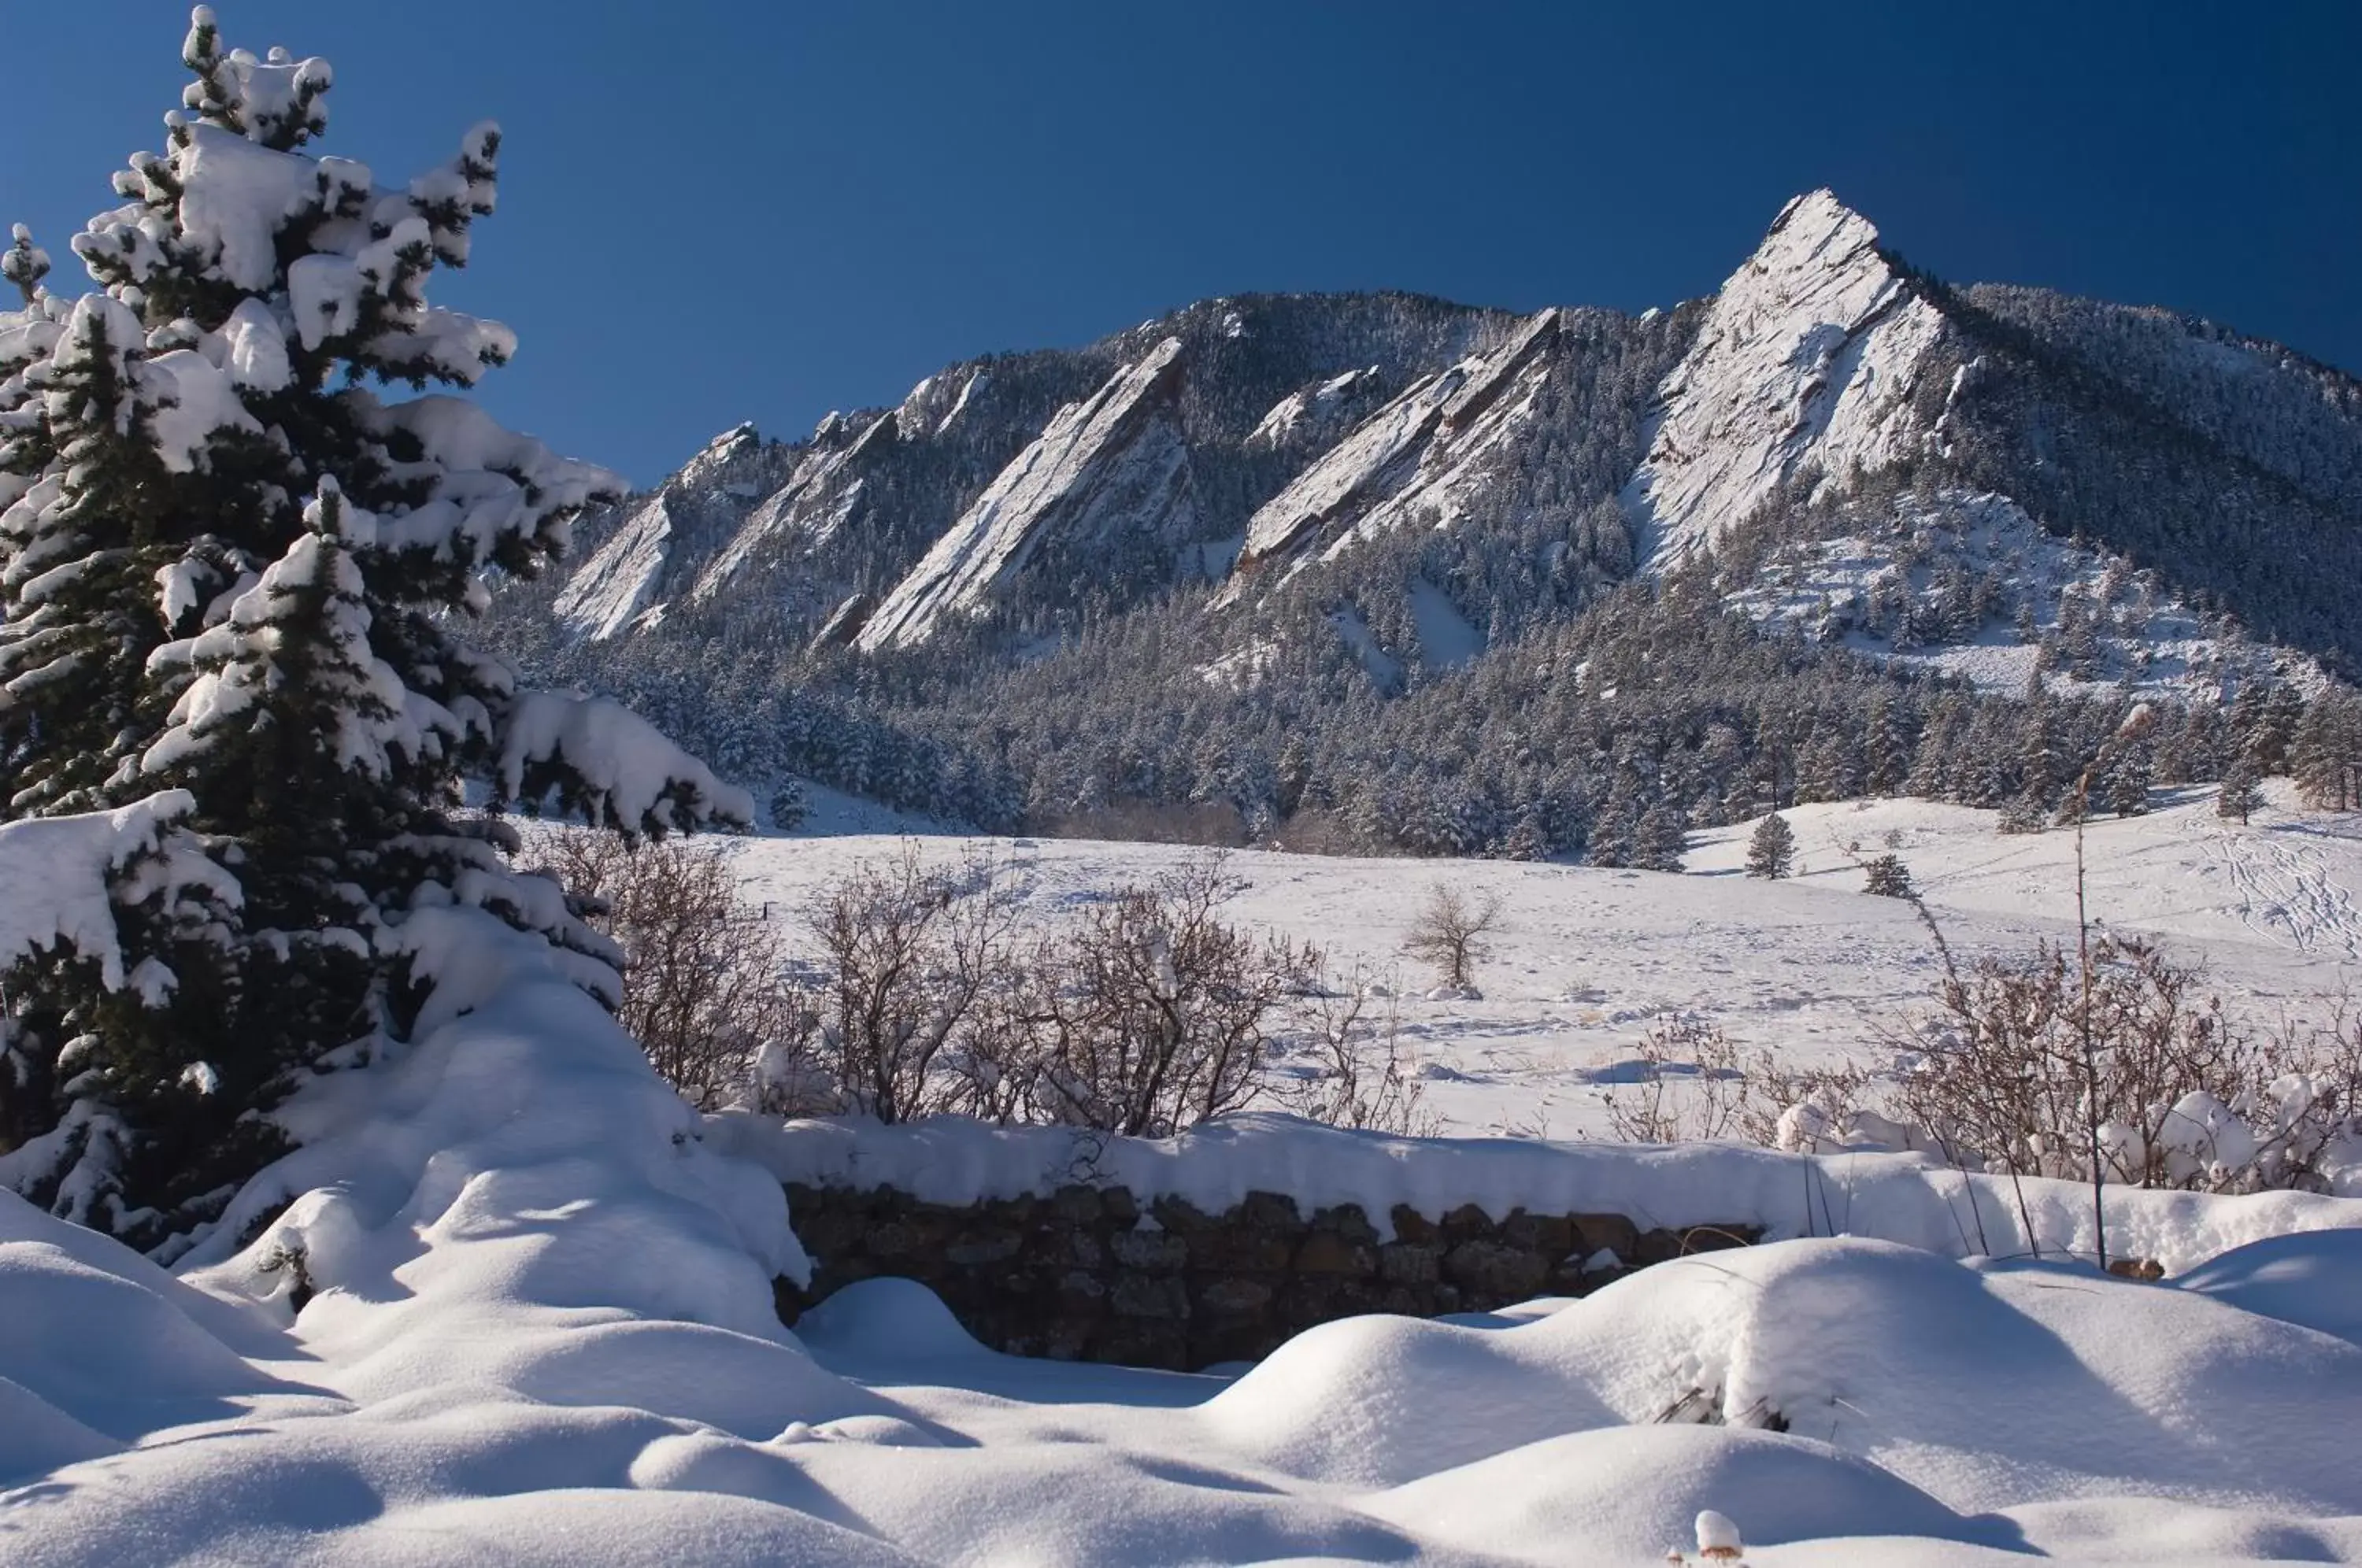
[4,2,2354,485]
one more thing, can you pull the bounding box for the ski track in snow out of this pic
[2182,803,2362,961]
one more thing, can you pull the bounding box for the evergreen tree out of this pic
[2216,762,2263,825]
[0,9,745,1250]
[768,778,809,832]
[1745,812,1795,879]
[1862,853,1915,898]
[1998,790,2048,835]
[2101,740,2153,817]
[1864,692,1913,797]
[2291,686,2362,811]
[1631,798,1687,874]
[2,224,49,305]
[2234,679,2301,776]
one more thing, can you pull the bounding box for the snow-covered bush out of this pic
[1875,937,2360,1195]
[1679,940,2362,1206]
[796,845,1023,1125]
[1283,960,1431,1136]
[1601,1012,1868,1150]
[0,9,742,1248]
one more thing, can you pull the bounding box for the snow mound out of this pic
[1205,1236,2362,1518]
[0,1193,305,1482]
[794,1276,990,1364]
[2175,1226,2362,1348]
[1363,1425,2016,1564]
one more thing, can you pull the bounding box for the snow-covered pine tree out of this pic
[1631,797,1687,874]
[2216,761,2262,825]
[2291,686,2362,811]
[2101,739,2153,817]
[1861,852,1914,899]
[0,9,746,1252]
[1745,812,1794,878]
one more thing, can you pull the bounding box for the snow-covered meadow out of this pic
[750,779,2362,1140]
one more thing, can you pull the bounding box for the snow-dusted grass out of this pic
[748,780,2362,1138]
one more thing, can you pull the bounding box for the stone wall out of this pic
[777,1181,1757,1370]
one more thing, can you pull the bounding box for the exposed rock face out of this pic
[690,410,893,598]
[1625,189,1953,573]
[1248,365,1387,453]
[1230,308,1565,586]
[857,336,1198,651]
[778,1180,1756,1371]
[552,423,780,640]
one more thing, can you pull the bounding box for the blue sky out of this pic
[5,2,2355,486]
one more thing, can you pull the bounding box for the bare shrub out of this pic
[535,834,805,1111]
[1402,883,1505,990]
[1601,1014,1790,1146]
[1885,937,2362,1194]
[1282,961,1432,1135]
[802,845,1020,1125]
[783,845,1427,1138]
[987,853,1320,1137]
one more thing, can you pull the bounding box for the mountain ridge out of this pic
[484,189,2362,854]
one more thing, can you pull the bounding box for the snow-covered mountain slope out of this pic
[1227,307,1566,587]
[690,409,894,597]
[1246,364,1386,453]
[856,336,1197,652]
[1719,485,2304,701]
[1625,189,1953,574]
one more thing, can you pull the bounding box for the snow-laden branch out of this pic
[0,791,237,992]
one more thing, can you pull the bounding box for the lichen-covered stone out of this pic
[1198,1276,1275,1315]
[1572,1212,1641,1260]
[1112,1274,1189,1321]
[1444,1240,1551,1300]
[1379,1241,1442,1285]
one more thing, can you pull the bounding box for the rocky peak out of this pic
[1625,188,1951,573]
